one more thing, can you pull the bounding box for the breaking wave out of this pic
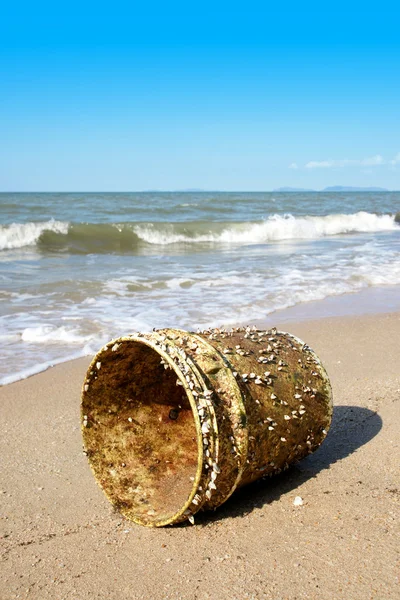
[0,212,398,254]
[0,219,69,250]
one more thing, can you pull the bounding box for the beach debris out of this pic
[293,496,304,507]
[81,326,333,527]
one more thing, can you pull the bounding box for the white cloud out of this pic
[306,160,336,169]
[389,152,400,165]
[362,155,385,166]
[288,162,298,169]
[305,154,384,169]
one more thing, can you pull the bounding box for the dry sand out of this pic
[1,312,399,600]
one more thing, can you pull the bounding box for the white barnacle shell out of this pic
[294,393,302,399]
[84,384,89,392]
[96,362,101,370]
[210,471,217,481]
[212,463,221,473]
[111,343,120,352]
[205,489,212,499]
[208,481,217,490]
[201,421,210,434]
[270,393,277,400]
[254,378,263,385]
[284,415,291,420]
[188,514,195,525]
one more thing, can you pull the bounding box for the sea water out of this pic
[1,191,399,384]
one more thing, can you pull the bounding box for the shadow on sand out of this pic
[194,405,382,525]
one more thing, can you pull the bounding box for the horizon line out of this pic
[0,188,397,194]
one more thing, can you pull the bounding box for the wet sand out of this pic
[1,312,399,599]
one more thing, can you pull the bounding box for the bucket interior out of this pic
[82,340,200,525]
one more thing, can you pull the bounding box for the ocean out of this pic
[1,191,400,385]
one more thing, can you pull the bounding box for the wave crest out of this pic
[0,212,397,253]
[0,219,69,250]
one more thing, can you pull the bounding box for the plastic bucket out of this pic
[81,327,332,526]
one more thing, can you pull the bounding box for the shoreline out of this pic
[2,283,400,388]
[1,310,399,599]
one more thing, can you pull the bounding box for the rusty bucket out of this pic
[81,327,332,526]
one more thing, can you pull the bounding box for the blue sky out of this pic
[1,1,400,191]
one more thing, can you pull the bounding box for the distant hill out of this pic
[273,187,316,192]
[323,186,388,192]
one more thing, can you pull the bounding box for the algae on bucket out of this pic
[81,327,332,526]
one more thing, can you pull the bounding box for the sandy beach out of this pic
[1,311,399,600]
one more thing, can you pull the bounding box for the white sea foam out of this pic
[134,212,397,245]
[21,325,94,344]
[0,219,69,250]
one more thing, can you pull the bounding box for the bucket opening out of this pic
[82,339,200,526]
